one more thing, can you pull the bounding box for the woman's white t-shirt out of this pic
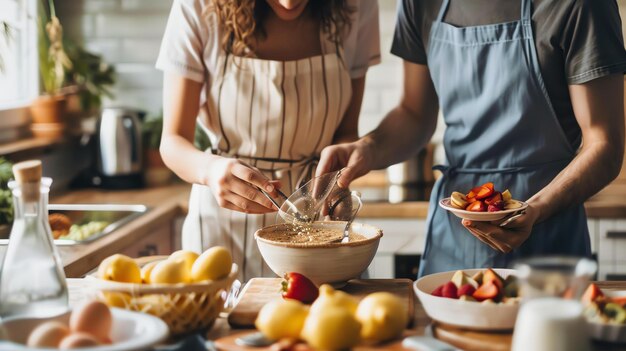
[156,0,381,82]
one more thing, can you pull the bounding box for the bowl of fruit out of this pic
[581,283,626,343]
[439,182,527,221]
[414,268,520,330]
[87,247,238,335]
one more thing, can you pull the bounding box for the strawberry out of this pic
[457,284,477,298]
[431,284,444,297]
[481,182,495,191]
[581,283,604,306]
[484,192,502,206]
[281,272,319,304]
[475,186,494,200]
[466,201,486,212]
[488,201,505,212]
[466,186,483,200]
[473,281,500,301]
[441,282,458,299]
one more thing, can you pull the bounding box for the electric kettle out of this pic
[95,107,144,189]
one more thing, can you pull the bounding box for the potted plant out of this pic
[29,0,72,135]
[0,158,14,238]
[63,43,116,124]
[142,113,173,187]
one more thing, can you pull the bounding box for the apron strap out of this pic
[435,0,451,23]
[521,0,532,24]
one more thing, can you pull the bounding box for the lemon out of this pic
[255,299,309,340]
[101,292,132,308]
[301,308,361,350]
[150,258,190,284]
[169,250,199,274]
[191,246,232,282]
[140,261,159,284]
[309,285,359,315]
[356,292,408,343]
[97,254,141,283]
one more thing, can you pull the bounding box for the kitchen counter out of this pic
[66,279,626,351]
[52,184,190,277]
[48,171,626,276]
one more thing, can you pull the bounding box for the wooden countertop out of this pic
[48,172,626,277]
[52,184,190,278]
[64,279,626,351]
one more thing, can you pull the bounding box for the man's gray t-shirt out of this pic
[391,0,626,148]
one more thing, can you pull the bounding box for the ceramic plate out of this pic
[587,290,626,344]
[439,198,528,221]
[414,268,519,330]
[0,308,169,351]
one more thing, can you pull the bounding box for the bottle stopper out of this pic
[12,160,42,202]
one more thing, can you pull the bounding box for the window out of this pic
[0,0,38,134]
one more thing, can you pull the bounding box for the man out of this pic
[317,0,626,275]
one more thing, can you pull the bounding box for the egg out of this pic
[69,301,112,342]
[59,332,101,349]
[26,321,70,348]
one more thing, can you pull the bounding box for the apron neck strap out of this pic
[435,0,451,23]
[521,0,532,23]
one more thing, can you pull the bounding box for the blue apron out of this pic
[419,0,591,276]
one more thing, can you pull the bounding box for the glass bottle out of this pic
[0,160,68,318]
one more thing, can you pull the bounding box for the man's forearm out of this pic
[363,104,438,170]
[529,141,624,223]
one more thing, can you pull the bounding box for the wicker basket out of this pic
[87,256,238,335]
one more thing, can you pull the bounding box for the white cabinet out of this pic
[361,218,426,279]
[597,219,626,280]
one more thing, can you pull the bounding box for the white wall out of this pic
[56,0,409,135]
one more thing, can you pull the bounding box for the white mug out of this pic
[511,298,591,351]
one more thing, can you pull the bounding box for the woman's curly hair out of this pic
[210,0,353,57]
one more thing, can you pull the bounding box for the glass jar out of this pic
[0,177,68,318]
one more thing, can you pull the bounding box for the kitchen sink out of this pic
[0,204,149,245]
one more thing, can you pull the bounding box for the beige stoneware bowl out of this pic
[439,198,528,221]
[414,268,519,330]
[254,221,382,285]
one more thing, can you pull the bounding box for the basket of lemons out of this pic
[87,247,238,335]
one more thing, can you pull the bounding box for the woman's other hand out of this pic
[461,205,540,253]
[206,156,278,214]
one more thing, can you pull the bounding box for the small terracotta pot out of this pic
[144,148,173,187]
[145,148,166,169]
[30,95,67,124]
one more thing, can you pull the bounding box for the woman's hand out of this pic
[316,139,375,188]
[461,205,541,253]
[205,156,279,214]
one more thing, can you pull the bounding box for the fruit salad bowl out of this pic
[414,269,519,330]
[583,286,626,343]
[440,198,528,221]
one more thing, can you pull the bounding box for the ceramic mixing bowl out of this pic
[254,221,382,285]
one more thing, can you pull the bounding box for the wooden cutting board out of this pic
[215,330,417,351]
[431,323,511,351]
[227,278,414,328]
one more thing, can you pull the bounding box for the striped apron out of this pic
[182,34,353,281]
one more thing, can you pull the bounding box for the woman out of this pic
[156,0,380,280]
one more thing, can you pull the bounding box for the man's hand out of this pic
[316,139,375,188]
[461,205,540,253]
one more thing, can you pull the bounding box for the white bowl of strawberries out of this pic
[414,268,520,330]
[440,182,528,221]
